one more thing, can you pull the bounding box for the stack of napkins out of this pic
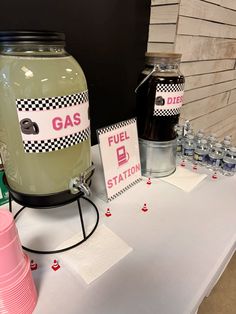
[57,224,133,284]
[160,166,207,192]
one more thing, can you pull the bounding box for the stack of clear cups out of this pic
[0,209,37,314]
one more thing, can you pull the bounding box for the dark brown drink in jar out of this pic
[136,53,185,142]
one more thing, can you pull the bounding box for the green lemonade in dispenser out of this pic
[0,31,91,206]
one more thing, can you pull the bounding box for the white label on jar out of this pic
[16,91,90,153]
[153,83,184,116]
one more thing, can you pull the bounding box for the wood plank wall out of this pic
[148,0,236,144]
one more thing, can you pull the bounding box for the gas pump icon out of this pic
[116,146,129,166]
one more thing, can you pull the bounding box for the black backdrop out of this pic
[0,0,150,144]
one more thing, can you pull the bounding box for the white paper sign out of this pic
[97,118,142,202]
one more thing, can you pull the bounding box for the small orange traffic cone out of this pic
[212,172,218,180]
[146,178,151,185]
[141,203,148,212]
[51,259,60,271]
[105,208,112,217]
[30,260,38,271]
[180,160,185,167]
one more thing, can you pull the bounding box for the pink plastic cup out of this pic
[0,255,37,314]
[0,209,37,313]
[0,210,25,280]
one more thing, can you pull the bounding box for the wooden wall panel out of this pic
[228,89,236,104]
[184,80,236,104]
[178,16,236,39]
[205,112,236,144]
[151,0,179,5]
[205,114,236,137]
[180,93,229,120]
[150,4,179,24]
[148,1,178,53]
[180,60,235,76]
[175,36,236,61]
[179,0,236,26]
[204,0,236,11]
[150,4,179,23]
[189,103,236,132]
[147,42,174,52]
[148,24,176,42]
[184,70,236,91]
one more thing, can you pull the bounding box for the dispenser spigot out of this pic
[69,164,95,196]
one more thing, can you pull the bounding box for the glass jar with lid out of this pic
[135,52,185,177]
[0,31,91,206]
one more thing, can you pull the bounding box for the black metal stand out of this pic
[8,192,99,255]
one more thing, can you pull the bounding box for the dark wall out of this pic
[0,0,150,144]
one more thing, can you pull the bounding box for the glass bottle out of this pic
[221,147,236,176]
[207,134,217,149]
[193,138,208,166]
[207,142,224,171]
[182,134,195,160]
[221,139,231,153]
[194,130,204,146]
[223,135,232,142]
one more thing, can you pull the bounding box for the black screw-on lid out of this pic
[0,30,65,44]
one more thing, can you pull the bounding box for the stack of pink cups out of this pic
[0,209,37,313]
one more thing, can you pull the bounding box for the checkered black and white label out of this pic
[153,83,184,116]
[16,91,88,111]
[23,127,90,153]
[97,118,136,136]
[16,91,90,153]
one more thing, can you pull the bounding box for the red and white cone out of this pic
[141,203,148,212]
[105,208,112,217]
[30,260,38,271]
[212,171,218,180]
[180,160,186,167]
[146,178,152,185]
[192,164,197,170]
[51,259,60,271]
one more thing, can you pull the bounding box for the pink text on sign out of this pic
[108,131,130,146]
[52,113,81,130]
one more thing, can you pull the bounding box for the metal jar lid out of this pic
[145,52,182,65]
[0,30,65,45]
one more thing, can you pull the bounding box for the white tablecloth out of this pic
[5,145,236,314]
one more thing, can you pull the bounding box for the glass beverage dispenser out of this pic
[136,52,185,177]
[0,31,92,206]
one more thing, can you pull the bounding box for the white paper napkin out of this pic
[160,166,207,192]
[57,224,133,284]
